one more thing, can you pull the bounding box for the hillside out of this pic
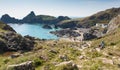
[0,14,119,70]
[58,7,120,28]
[0,11,70,24]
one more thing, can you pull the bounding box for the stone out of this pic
[10,53,23,59]
[102,58,113,65]
[59,55,69,61]
[79,56,85,59]
[7,61,35,70]
[55,61,78,70]
[42,24,52,29]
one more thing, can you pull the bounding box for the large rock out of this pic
[50,29,81,37]
[83,33,97,40]
[42,25,52,29]
[0,32,35,52]
[7,61,35,70]
[55,61,78,70]
[107,15,120,33]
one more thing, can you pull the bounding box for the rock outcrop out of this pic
[55,61,78,70]
[0,32,35,52]
[42,25,52,29]
[107,15,120,33]
[50,29,81,37]
[7,61,35,70]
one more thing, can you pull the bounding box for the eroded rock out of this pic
[7,61,35,70]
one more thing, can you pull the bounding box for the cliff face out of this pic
[107,15,120,33]
[58,7,120,28]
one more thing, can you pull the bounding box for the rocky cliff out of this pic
[107,15,120,33]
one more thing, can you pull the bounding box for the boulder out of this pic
[102,58,113,65]
[42,25,52,29]
[7,61,35,70]
[83,33,97,40]
[59,55,69,61]
[55,61,78,70]
[10,53,23,59]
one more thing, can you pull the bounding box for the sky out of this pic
[0,0,120,19]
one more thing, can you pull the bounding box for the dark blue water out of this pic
[8,23,59,39]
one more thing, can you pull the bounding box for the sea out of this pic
[8,23,59,39]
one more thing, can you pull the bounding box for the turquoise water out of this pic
[8,23,59,39]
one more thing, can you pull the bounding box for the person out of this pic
[100,41,105,49]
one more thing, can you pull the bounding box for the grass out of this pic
[1,25,120,70]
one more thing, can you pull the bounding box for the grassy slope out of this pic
[1,27,120,70]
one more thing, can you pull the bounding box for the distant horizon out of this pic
[0,0,120,19]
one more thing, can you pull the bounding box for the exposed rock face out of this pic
[2,24,16,32]
[7,61,35,70]
[107,15,120,33]
[42,25,52,29]
[50,29,81,37]
[0,32,35,52]
[1,14,20,23]
[83,33,97,40]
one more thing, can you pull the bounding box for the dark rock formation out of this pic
[42,24,52,29]
[7,61,35,70]
[1,14,20,23]
[0,32,35,52]
[0,21,16,32]
[50,29,81,37]
[2,24,16,32]
[83,33,97,40]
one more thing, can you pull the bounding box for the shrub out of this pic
[110,42,116,46]
[33,58,43,67]
[3,59,9,64]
